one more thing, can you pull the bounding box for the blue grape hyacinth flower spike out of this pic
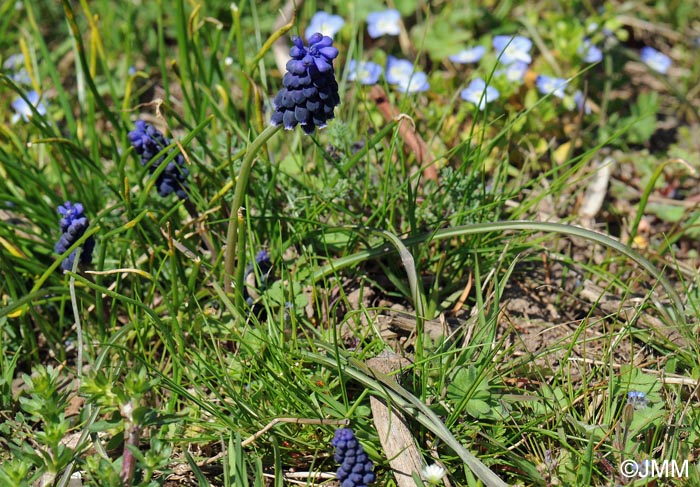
[54,201,95,271]
[331,428,375,487]
[271,33,340,135]
[127,120,190,199]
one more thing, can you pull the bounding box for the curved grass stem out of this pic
[373,229,426,357]
[312,221,685,325]
[223,124,281,295]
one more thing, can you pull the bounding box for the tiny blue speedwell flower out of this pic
[574,90,592,114]
[54,201,95,271]
[127,120,190,199]
[385,56,429,93]
[271,33,340,134]
[11,90,47,124]
[305,11,344,41]
[493,35,532,65]
[496,61,529,83]
[579,38,603,63]
[449,46,486,64]
[346,60,382,85]
[640,46,671,74]
[4,53,31,85]
[627,391,648,410]
[332,428,375,487]
[586,22,614,38]
[366,9,401,38]
[461,78,499,111]
[536,75,568,99]
[4,53,25,70]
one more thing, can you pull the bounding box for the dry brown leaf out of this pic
[366,352,424,487]
[368,85,439,182]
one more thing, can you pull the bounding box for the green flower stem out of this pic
[68,247,84,379]
[223,124,281,294]
[234,208,247,310]
[232,2,246,68]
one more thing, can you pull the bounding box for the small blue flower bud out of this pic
[54,201,95,271]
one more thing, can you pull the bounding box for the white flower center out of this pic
[319,22,332,36]
[377,19,394,33]
[389,67,406,81]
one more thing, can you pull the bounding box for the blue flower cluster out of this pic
[127,120,189,199]
[449,31,602,111]
[331,428,375,487]
[340,9,427,92]
[54,201,95,271]
[271,33,340,134]
[272,32,340,134]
